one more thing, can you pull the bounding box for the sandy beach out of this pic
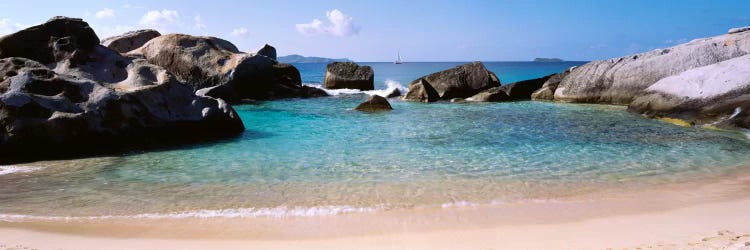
[2,168,750,249]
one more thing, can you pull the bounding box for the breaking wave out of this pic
[0,205,381,222]
[304,79,407,97]
[0,165,43,176]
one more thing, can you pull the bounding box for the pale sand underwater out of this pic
[2,167,750,249]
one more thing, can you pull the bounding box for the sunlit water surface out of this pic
[2,62,749,218]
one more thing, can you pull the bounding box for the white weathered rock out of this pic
[628,54,750,128]
[101,29,161,53]
[729,26,750,34]
[553,30,750,104]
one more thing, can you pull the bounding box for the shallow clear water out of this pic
[2,62,750,218]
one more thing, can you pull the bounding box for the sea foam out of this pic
[304,79,407,97]
[0,166,43,176]
[0,205,380,222]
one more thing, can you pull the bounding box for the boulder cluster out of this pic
[532,26,750,129]
[0,16,329,163]
[403,62,501,102]
[398,26,750,130]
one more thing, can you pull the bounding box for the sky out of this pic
[0,0,748,62]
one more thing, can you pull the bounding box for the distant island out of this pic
[278,54,353,63]
[533,57,564,62]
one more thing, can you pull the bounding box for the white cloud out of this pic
[94,24,135,39]
[0,18,24,35]
[296,9,359,37]
[194,15,206,30]
[230,27,248,36]
[95,8,115,19]
[140,9,180,29]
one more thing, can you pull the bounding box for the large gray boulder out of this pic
[101,29,161,54]
[323,62,374,90]
[531,69,571,101]
[628,54,750,129]
[402,62,500,102]
[0,17,244,163]
[552,29,750,104]
[132,34,326,102]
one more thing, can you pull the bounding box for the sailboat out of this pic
[394,51,403,64]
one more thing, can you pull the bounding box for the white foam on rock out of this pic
[305,79,407,97]
[0,166,43,176]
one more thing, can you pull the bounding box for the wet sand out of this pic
[2,168,750,249]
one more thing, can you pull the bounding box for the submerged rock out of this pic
[132,34,325,102]
[0,17,244,163]
[355,95,393,112]
[101,29,161,53]
[384,88,401,98]
[324,62,374,90]
[551,29,750,104]
[403,62,500,102]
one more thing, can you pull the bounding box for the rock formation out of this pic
[402,62,500,102]
[0,17,244,163]
[551,30,750,104]
[256,44,277,60]
[355,95,393,112]
[464,87,508,102]
[132,34,326,102]
[531,70,571,101]
[628,54,750,129]
[101,29,161,54]
[403,79,439,102]
[323,62,374,90]
[537,26,750,129]
[384,88,401,98]
[464,74,551,102]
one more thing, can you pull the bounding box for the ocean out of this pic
[2,62,750,220]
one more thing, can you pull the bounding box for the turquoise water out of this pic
[2,62,750,218]
[296,61,587,87]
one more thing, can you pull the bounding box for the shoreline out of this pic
[3,166,750,249]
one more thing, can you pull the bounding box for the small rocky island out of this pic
[277,54,352,64]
